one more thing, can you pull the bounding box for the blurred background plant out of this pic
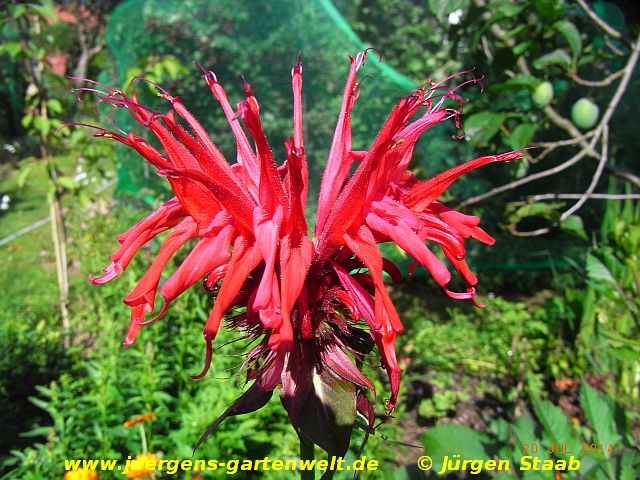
[0,0,638,478]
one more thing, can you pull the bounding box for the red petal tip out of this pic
[191,337,214,379]
[88,261,122,284]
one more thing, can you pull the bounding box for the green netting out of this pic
[102,0,472,201]
[100,0,579,279]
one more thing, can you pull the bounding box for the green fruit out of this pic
[532,81,554,108]
[571,98,599,130]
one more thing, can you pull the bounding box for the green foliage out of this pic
[422,381,640,479]
[399,290,580,401]
[579,194,640,400]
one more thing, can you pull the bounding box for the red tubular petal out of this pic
[366,211,451,288]
[334,289,360,320]
[283,136,308,237]
[89,261,122,284]
[201,71,260,187]
[239,98,285,212]
[279,233,313,340]
[321,343,374,391]
[159,223,234,308]
[191,337,214,379]
[123,304,150,346]
[291,57,304,152]
[431,202,495,245]
[203,237,262,342]
[316,51,367,234]
[123,218,198,309]
[90,198,184,283]
[344,226,404,333]
[403,151,523,211]
[252,206,283,312]
[333,261,400,412]
[160,167,254,234]
[316,92,421,260]
[445,286,476,301]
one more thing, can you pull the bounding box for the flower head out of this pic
[64,469,99,480]
[125,453,157,479]
[79,51,520,453]
[123,412,157,427]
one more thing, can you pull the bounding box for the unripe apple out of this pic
[571,98,599,130]
[532,81,554,108]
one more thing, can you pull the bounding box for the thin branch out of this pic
[605,165,640,188]
[461,31,640,208]
[576,0,622,40]
[459,134,598,208]
[532,132,595,163]
[542,104,597,154]
[561,125,609,219]
[524,193,640,201]
[569,68,625,87]
[597,33,640,126]
[508,225,551,237]
[534,133,594,148]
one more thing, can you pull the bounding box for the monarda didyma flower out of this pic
[77,51,521,456]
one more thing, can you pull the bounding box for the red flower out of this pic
[77,51,520,453]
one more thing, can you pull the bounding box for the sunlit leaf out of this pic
[532,49,572,71]
[553,21,582,60]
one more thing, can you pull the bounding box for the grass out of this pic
[0,156,117,323]
[0,161,59,321]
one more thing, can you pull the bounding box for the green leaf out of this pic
[490,75,541,93]
[497,3,524,18]
[532,49,572,71]
[299,367,356,457]
[0,41,23,58]
[553,21,582,60]
[33,116,51,137]
[17,165,33,188]
[507,123,537,149]
[585,254,615,284]
[619,452,639,480]
[56,176,79,190]
[513,41,534,56]
[600,330,640,349]
[421,424,489,473]
[580,381,621,452]
[21,114,33,129]
[508,202,560,224]
[611,347,640,362]
[533,0,564,22]
[464,112,507,146]
[533,398,582,456]
[511,414,537,447]
[47,99,63,115]
[393,466,411,480]
[560,215,588,240]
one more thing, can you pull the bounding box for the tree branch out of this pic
[460,29,640,210]
[524,193,640,201]
[575,0,622,40]
[459,134,598,208]
[561,126,609,219]
[569,68,625,87]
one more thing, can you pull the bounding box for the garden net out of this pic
[102,0,473,201]
[101,0,571,279]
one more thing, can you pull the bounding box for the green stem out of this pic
[299,433,315,480]
[139,424,147,454]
